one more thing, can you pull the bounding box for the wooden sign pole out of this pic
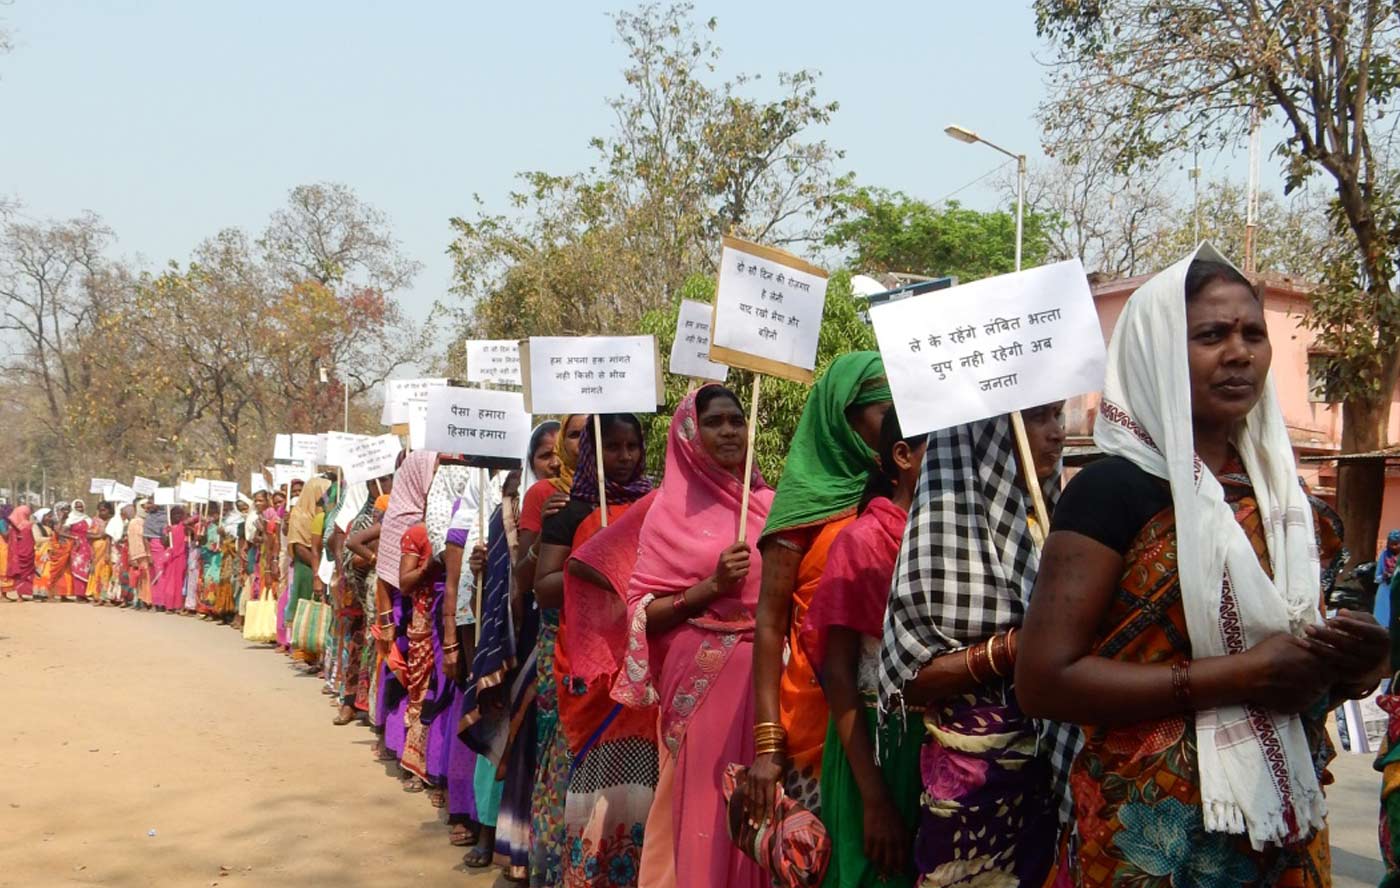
[1009,410,1051,543]
[475,466,488,642]
[593,413,608,528]
[736,373,762,543]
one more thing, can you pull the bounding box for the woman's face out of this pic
[846,400,893,450]
[97,502,113,521]
[601,422,643,485]
[1022,402,1066,480]
[273,493,286,510]
[532,431,561,480]
[1187,279,1270,431]
[290,480,304,498]
[562,415,587,463]
[253,492,268,510]
[697,395,747,471]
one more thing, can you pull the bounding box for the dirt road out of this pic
[0,602,1390,887]
[0,602,501,888]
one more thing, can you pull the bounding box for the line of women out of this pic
[4,245,1389,887]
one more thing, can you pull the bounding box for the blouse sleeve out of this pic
[1051,457,1171,556]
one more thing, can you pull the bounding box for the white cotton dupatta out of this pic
[1093,243,1325,849]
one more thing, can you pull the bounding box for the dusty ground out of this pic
[0,601,1389,887]
[0,601,503,888]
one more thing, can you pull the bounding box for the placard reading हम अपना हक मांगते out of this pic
[869,258,1106,437]
[465,340,524,386]
[709,236,828,384]
[524,336,659,415]
[668,299,729,382]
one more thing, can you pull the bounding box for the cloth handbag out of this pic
[721,762,830,886]
[291,597,332,654]
[242,593,278,643]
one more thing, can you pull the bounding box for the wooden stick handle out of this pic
[594,413,608,528]
[475,467,488,643]
[737,373,761,544]
[1009,410,1050,544]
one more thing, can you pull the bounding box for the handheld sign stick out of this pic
[593,413,608,528]
[736,373,761,544]
[1009,410,1051,543]
[475,465,489,641]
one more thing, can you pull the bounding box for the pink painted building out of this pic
[1067,271,1400,556]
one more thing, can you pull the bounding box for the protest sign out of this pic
[709,236,827,384]
[208,480,238,502]
[315,433,329,465]
[272,464,303,490]
[154,487,176,506]
[324,432,369,466]
[90,478,115,495]
[465,340,523,385]
[668,300,729,382]
[108,483,135,504]
[407,400,430,450]
[249,472,269,495]
[380,378,448,425]
[132,476,159,497]
[423,387,529,465]
[177,480,206,504]
[273,434,292,461]
[342,434,403,486]
[290,434,320,465]
[870,258,1105,437]
[523,335,659,415]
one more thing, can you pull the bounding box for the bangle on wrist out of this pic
[672,590,688,613]
[1171,660,1193,710]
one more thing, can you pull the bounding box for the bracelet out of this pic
[753,721,787,755]
[965,645,988,684]
[443,643,460,652]
[672,590,688,613]
[1171,660,1193,709]
[984,637,1004,678]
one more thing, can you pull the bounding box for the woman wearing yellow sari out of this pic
[87,502,115,605]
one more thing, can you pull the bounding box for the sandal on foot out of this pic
[401,776,425,793]
[450,823,479,847]
[333,707,356,726]
[427,787,446,808]
[463,847,493,868]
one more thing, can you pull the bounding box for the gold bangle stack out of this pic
[754,720,787,756]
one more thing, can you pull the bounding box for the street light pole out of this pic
[944,124,1026,271]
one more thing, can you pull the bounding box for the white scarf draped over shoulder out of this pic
[1094,242,1325,848]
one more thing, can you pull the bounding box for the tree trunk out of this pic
[1337,397,1387,573]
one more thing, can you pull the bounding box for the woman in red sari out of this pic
[66,500,94,600]
[6,505,35,601]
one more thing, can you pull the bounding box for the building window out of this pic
[1308,352,1342,403]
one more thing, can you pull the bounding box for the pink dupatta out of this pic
[613,385,774,754]
[374,451,437,590]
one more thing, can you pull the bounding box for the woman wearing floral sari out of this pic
[86,502,115,605]
[614,384,772,888]
[1019,247,1388,886]
[32,509,55,600]
[740,352,892,822]
[6,505,34,601]
[286,479,331,663]
[67,500,93,600]
[534,414,652,887]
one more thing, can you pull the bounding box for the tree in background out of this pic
[1035,0,1400,560]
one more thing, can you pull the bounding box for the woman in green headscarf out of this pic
[738,352,892,823]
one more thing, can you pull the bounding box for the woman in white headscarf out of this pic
[1018,246,1388,885]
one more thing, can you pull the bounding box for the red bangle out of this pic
[672,591,688,613]
[1171,660,1193,709]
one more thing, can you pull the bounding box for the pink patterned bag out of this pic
[721,762,830,887]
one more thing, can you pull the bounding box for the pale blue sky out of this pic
[0,1,1258,325]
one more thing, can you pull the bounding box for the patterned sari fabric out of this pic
[1070,470,1336,888]
[1376,688,1400,888]
[40,531,75,600]
[531,611,569,886]
[87,534,112,602]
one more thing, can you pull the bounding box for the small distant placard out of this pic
[154,487,176,506]
[466,340,523,385]
[407,400,431,450]
[669,300,729,382]
[870,258,1106,436]
[423,387,529,465]
[710,236,827,384]
[342,434,404,486]
[525,335,659,415]
[290,434,320,465]
[209,480,238,502]
[108,483,135,504]
[90,478,115,495]
[381,378,449,426]
[177,480,208,504]
[132,476,159,497]
[324,432,369,466]
[273,434,292,461]
[314,433,329,465]
[250,472,270,495]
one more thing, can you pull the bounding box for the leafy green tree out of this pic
[824,187,1052,282]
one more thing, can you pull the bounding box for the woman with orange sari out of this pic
[0,505,11,602]
[38,506,76,601]
[86,502,115,605]
[739,352,891,823]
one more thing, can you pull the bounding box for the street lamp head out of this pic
[318,367,330,384]
[944,124,979,144]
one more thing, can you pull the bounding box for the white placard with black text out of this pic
[423,387,530,461]
[710,237,827,380]
[208,480,238,502]
[90,478,115,495]
[668,300,729,381]
[132,476,159,498]
[527,336,658,415]
[466,340,523,385]
[381,378,449,426]
[154,487,176,506]
[342,434,403,486]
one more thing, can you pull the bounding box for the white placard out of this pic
[669,300,729,381]
[710,236,827,382]
[290,434,320,464]
[324,432,370,466]
[466,340,523,385]
[870,259,1106,436]
[177,480,205,504]
[526,335,659,414]
[132,476,159,497]
[272,462,315,490]
[423,387,530,461]
[342,434,403,486]
[90,478,115,494]
[408,400,430,450]
[208,480,238,502]
[381,378,449,425]
[273,434,292,461]
[108,483,135,504]
[250,472,269,495]
[154,487,176,506]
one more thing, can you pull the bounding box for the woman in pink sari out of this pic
[66,500,94,600]
[6,506,35,601]
[614,384,773,888]
[155,506,188,611]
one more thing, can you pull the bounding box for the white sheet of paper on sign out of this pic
[154,487,176,506]
[709,236,828,383]
[524,336,659,415]
[870,258,1106,437]
[407,399,431,450]
[324,431,370,467]
[422,386,530,462]
[132,476,159,498]
[290,434,320,465]
[381,378,449,426]
[249,472,270,495]
[208,480,238,502]
[341,434,403,486]
[465,340,524,386]
[273,433,292,461]
[90,478,115,495]
[108,483,135,504]
[668,300,729,382]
